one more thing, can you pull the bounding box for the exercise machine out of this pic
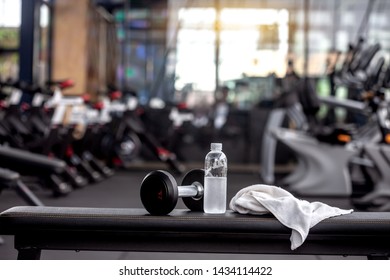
[0,167,44,206]
[260,41,388,199]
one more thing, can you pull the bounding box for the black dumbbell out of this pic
[140,169,204,215]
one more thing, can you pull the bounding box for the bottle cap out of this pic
[211,143,222,151]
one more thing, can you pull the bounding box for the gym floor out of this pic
[0,165,363,260]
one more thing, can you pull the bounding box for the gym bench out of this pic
[0,206,389,260]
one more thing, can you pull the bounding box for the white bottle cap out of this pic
[211,143,222,151]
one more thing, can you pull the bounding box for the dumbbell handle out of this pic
[178,182,203,199]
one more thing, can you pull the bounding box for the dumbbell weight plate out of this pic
[181,169,204,212]
[140,170,178,215]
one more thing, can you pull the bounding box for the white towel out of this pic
[229,185,353,250]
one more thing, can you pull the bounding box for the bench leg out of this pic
[17,248,41,260]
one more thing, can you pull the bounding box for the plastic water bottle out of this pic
[204,143,227,214]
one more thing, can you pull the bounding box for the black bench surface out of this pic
[1,206,390,259]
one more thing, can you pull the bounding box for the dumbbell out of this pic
[140,169,204,215]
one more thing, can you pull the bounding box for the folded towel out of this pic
[229,185,353,250]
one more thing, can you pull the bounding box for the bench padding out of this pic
[0,206,390,259]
